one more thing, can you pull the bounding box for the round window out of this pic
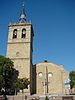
[16,52,20,57]
[48,72,53,77]
[38,72,43,77]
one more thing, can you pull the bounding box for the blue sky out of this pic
[0,0,75,71]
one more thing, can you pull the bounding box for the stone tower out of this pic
[6,3,34,94]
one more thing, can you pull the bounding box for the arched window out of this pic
[13,29,17,39]
[22,28,26,38]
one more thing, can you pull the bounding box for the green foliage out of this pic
[0,55,14,75]
[0,56,5,74]
[0,55,13,67]
[45,96,49,100]
[0,75,5,89]
[0,55,18,94]
[0,55,29,94]
[69,71,75,88]
[15,78,30,91]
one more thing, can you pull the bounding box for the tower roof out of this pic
[19,2,26,23]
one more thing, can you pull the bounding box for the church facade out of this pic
[6,3,69,95]
[35,61,69,95]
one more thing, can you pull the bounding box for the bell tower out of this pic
[6,2,34,94]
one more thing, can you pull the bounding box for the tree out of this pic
[0,55,30,94]
[15,78,30,92]
[69,71,75,89]
[0,75,5,90]
[0,55,18,94]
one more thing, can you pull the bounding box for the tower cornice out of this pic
[8,22,32,27]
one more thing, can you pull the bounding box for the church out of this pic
[6,3,69,95]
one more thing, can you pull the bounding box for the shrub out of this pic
[45,96,49,100]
